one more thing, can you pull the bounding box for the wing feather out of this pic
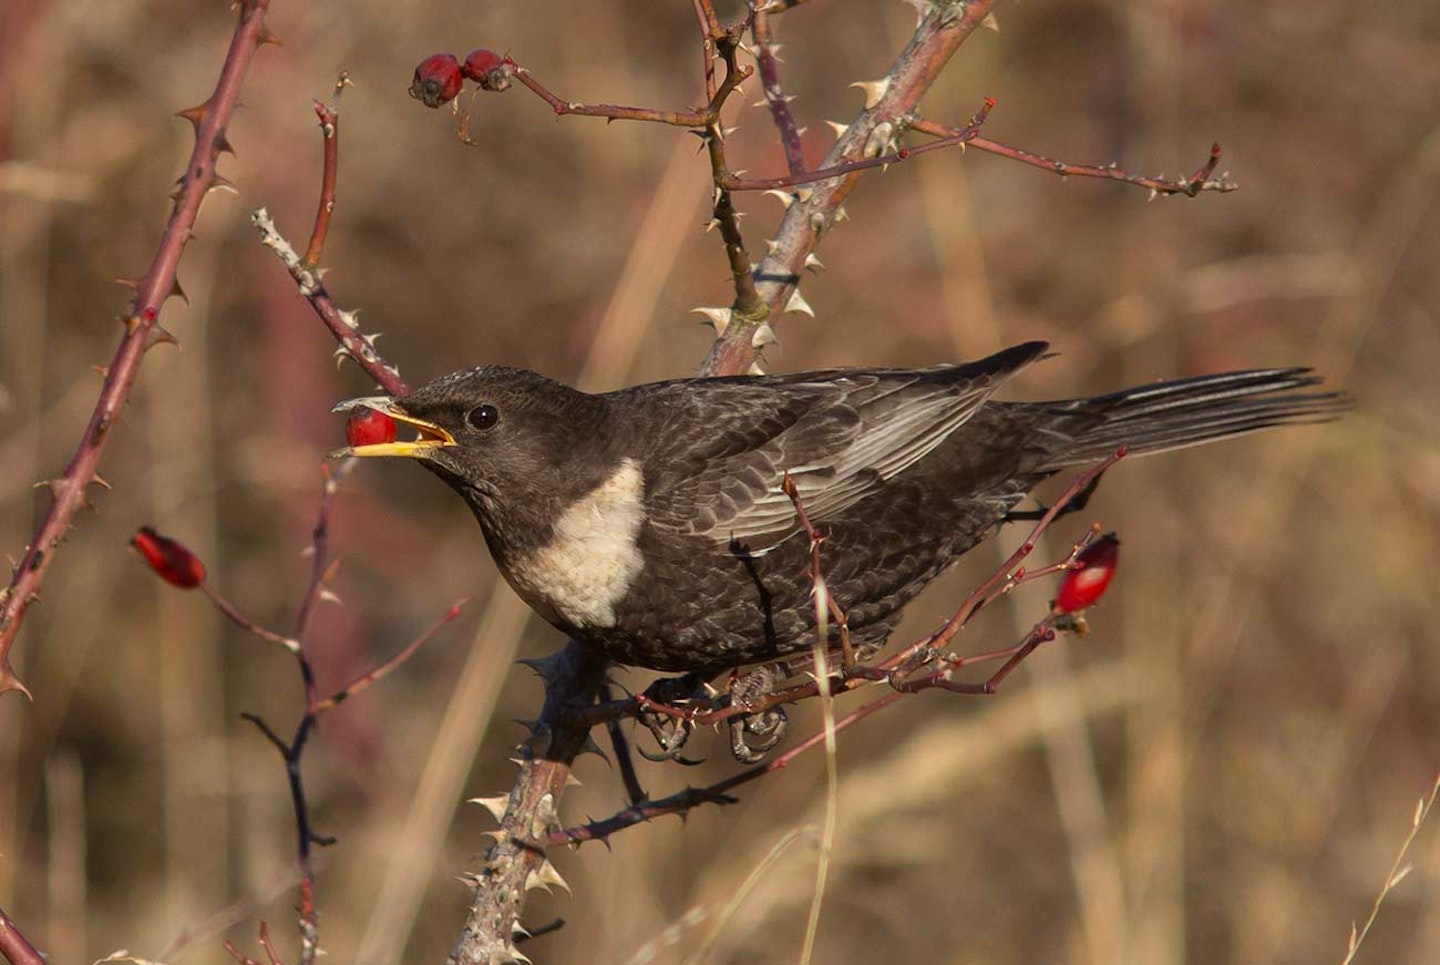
[636,342,1049,552]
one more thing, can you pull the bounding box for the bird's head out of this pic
[332,367,617,536]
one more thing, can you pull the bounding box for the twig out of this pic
[550,690,905,847]
[0,0,276,699]
[312,598,469,712]
[223,921,285,965]
[719,101,994,192]
[752,8,806,177]
[909,116,1236,197]
[0,905,46,965]
[209,469,463,965]
[251,208,406,397]
[702,28,766,320]
[301,74,352,269]
[878,448,1124,673]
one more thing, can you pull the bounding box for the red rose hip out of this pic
[1053,533,1120,614]
[346,407,397,448]
[410,53,464,108]
[461,48,512,91]
[131,527,207,588]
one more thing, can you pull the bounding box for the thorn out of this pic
[317,588,342,606]
[113,277,140,291]
[747,361,767,376]
[751,323,779,349]
[803,253,824,272]
[168,277,188,304]
[215,133,236,157]
[515,651,567,683]
[983,11,1001,31]
[483,829,508,844]
[207,176,238,197]
[175,102,209,133]
[337,309,361,330]
[849,77,891,110]
[256,26,283,47]
[784,289,814,317]
[863,120,896,159]
[577,735,607,760]
[469,795,510,823]
[825,120,850,140]
[691,306,733,336]
[703,217,721,233]
[145,324,180,352]
[765,239,780,254]
[565,771,583,788]
[536,859,571,893]
[763,189,797,210]
[834,205,849,223]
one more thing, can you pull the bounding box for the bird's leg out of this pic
[726,663,789,763]
[1002,468,1109,524]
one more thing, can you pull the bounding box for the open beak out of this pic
[329,396,456,459]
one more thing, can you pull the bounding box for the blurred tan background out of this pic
[2,1,1437,962]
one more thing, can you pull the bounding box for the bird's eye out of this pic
[466,404,500,431]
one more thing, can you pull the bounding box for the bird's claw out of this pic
[728,706,788,763]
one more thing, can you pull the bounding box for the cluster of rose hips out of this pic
[410,49,513,108]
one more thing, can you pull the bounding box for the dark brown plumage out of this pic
[334,341,1346,675]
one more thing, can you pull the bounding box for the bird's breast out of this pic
[502,457,647,629]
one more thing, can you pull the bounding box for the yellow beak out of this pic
[329,396,456,459]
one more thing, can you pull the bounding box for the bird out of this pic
[332,341,1346,677]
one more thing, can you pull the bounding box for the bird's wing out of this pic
[640,342,1048,553]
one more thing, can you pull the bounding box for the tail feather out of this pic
[1041,367,1350,468]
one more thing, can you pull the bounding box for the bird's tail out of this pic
[1040,367,1350,469]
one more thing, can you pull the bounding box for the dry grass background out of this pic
[2,1,1438,962]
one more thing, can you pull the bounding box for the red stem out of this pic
[0,906,46,965]
[0,0,274,698]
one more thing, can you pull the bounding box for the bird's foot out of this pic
[726,664,789,763]
[634,673,714,762]
[729,707,788,763]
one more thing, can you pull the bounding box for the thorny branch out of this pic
[190,466,467,964]
[0,905,46,965]
[252,75,407,399]
[0,0,277,699]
